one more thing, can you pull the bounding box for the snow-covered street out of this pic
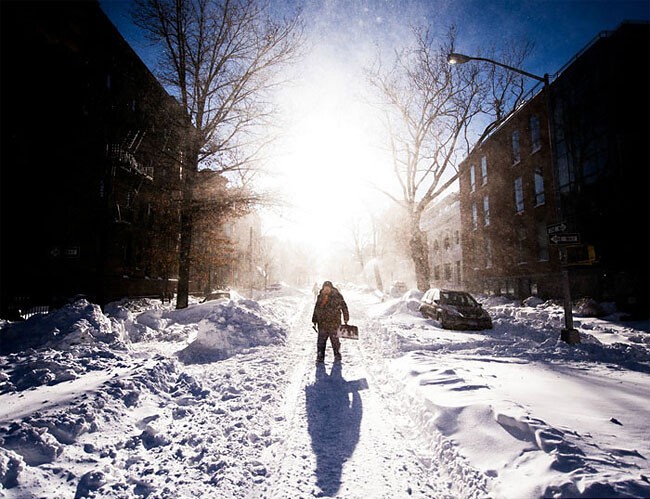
[1,286,649,498]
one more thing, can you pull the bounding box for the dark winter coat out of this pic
[311,288,349,331]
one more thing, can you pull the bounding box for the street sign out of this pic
[547,222,568,235]
[549,233,581,245]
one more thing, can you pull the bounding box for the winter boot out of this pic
[334,352,342,362]
[316,354,324,364]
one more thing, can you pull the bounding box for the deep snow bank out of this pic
[360,292,650,499]
[0,299,126,354]
[0,300,129,395]
[175,299,287,364]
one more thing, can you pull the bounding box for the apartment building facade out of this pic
[1,1,190,317]
[459,91,561,299]
[421,193,463,290]
[459,22,648,314]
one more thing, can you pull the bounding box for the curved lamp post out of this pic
[448,52,578,343]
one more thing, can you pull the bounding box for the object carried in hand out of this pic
[336,324,359,340]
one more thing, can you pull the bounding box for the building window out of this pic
[444,263,452,281]
[517,228,527,264]
[481,156,488,185]
[534,168,545,206]
[514,177,524,213]
[483,195,490,226]
[434,265,441,280]
[537,221,550,261]
[486,237,493,268]
[455,230,460,245]
[455,261,461,284]
[433,240,440,253]
[472,203,478,230]
[512,130,521,164]
[444,235,451,250]
[556,138,574,193]
[530,115,541,152]
[470,164,476,192]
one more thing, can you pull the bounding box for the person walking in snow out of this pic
[311,281,349,363]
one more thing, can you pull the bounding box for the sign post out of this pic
[547,223,581,344]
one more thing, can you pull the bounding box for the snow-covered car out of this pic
[389,281,408,297]
[418,288,492,330]
[202,290,231,302]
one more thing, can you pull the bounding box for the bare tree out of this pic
[367,26,531,290]
[133,0,303,307]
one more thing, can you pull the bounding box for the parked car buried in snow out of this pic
[419,288,492,330]
[202,290,231,302]
[389,281,408,298]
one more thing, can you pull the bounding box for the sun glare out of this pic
[264,51,393,258]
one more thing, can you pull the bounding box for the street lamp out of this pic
[448,52,579,343]
[447,52,548,84]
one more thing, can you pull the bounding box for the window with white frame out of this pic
[512,130,521,164]
[530,115,541,152]
[534,168,545,206]
[514,177,524,213]
[455,261,461,284]
[472,202,478,230]
[470,164,476,192]
[481,156,488,185]
[483,195,490,226]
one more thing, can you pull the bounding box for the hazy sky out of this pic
[99,0,649,253]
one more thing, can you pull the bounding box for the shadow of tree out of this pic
[305,363,366,496]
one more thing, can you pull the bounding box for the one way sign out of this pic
[549,233,581,245]
[547,222,568,235]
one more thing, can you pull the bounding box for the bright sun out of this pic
[263,50,393,256]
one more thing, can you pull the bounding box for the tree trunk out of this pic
[409,216,430,291]
[373,262,384,293]
[176,207,193,309]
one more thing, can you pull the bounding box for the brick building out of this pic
[459,22,649,314]
[459,90,561,299]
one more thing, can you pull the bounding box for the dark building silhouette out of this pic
[459,22,649,315]
[550,22,649,315]
[1,1,191,318]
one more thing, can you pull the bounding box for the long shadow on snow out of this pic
[305,363,366,496]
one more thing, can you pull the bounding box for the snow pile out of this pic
[0,292,302,498]
[379,289,423,317]
[362,292,650,498]
[176,299,287,364]
[0,300,129,395]
[0,299,126,354]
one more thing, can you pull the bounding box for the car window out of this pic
[441,292,477,306]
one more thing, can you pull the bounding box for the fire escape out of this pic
[107,130,153,224]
